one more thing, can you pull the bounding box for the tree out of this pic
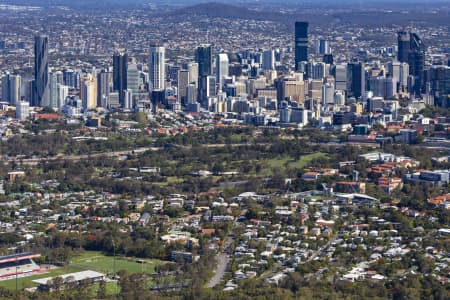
[48,276,64,291]
[97,280,107,299]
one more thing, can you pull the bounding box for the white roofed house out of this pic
[139,213,151,226]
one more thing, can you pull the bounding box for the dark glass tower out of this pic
[294,22,308,71]
[113,51,128,107]
[429,66,450,108]
[397,31,426,96]
[195,44,212,105]
[347,62,365,99]
[408,33,426,96]
[34,35,49,107]
[323,54,334,65]
[195,45,212,78]
[397,31,410,63]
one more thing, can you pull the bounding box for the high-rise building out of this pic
[113,50,128,106]
[311,62,327,80]
[408,33,426,96]
[216,53,229,89]
[49,71,62,109]
[399,63,409,91]
[149,45,165,91]
[80,74,97,110]
[63,69,79,89]
[388,61,400,82]
[186,83,197,104]
[177,70,190,105]
[196,44,212,104]
[429,65,450,108]
[262,49,275,70]
[369,77,395,99]
[347,62,365,99]
[57,84,69,110]
[322,82,335,106]
[127,63,140,94]
[278,77,305,103]
[323,54,334,65]
[187,62,199,88]
[397,31,426,96]
[1,74,21,104]
[97,70,112,107]
[34,35,49,107]
[124,89,133,110]
[206,76,217,99]
[397,31,410,63]
[333,64,347,91]
[16,101,30,120]
[294,22,309,71]
[315,39,330,55]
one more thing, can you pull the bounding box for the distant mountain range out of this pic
[164,2,288,21]
[0,0,448,10]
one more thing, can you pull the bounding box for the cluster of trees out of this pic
[0,131,152,158]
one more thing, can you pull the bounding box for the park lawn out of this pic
[263,153,328,175]
[152,176,184,186]
[166,176,184,184]
[0,251,167,291]
[69,251,165,274]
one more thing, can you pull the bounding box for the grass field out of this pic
[70,251,163,274]
[152,176,184,186]
[262,153,328,175]
[0,251,166,291]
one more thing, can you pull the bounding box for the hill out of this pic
[164,2,287,21]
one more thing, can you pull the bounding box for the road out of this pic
[207,235,233,288]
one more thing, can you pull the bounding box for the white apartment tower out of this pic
[149,45,165,91]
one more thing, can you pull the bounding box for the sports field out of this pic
[0,251,166,291]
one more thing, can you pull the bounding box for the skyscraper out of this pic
[408,33,426,96]
[177,69,190,105]
[429,65,450,108]
[187,62,199,88]
[294,22,309,71]
[49,71,62,109]
[333,63,347,91]
[315,39,330,55]
[149,45,166,92]
[215,53,229,89]
[127,63,140,94]
[196,45,212,77]
[57,84,69,110]
[113,50,128,107]
[97,70,112,107]
[347,62,365,99]
[397,31,426,96]
[322,82,335,106]
[1,74,21,105]
[34,35,49,107]
[262,49,275,70]
[399,62,409,91]
[80,74,97,110]
[397,31,410,63]
[206,76,217,99]
[196,44,212,104]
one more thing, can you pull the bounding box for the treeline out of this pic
[0,133,152,158]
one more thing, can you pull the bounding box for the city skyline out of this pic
[0,2,448,299]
